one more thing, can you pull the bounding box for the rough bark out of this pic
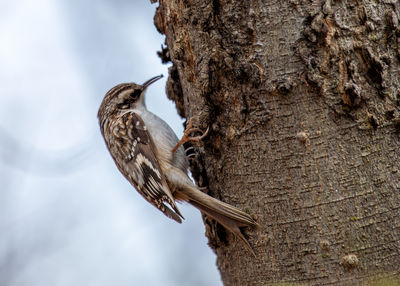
[154,0,400,285]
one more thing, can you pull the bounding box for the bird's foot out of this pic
[172,116,209,153]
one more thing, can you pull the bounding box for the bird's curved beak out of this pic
[142,74,163,89]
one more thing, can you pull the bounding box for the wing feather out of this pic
[107,112,183,223]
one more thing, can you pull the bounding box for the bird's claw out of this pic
[172,117,209,153]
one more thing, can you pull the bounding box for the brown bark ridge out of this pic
[153,0,400,285]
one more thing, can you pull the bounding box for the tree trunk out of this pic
[154,0,400,285]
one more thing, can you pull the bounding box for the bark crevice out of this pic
[153,0,400,284]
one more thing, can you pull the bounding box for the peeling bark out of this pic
[153,0,400,285]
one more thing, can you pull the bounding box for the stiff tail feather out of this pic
[185,186,259,255]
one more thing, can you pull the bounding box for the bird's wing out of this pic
[108,111,183,223]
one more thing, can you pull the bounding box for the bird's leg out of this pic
[172,117,209,153]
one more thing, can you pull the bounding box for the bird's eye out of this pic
[130,89,141,99]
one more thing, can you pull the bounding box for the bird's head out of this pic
[98,74,163,123]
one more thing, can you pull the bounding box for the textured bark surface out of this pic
[154,0,400,285]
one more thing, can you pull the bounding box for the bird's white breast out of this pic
[134,108,189,173]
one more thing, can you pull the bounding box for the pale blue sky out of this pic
[0,1,220,285]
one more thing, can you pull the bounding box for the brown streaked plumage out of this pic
[98,75,259,254]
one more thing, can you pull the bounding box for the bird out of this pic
[98,75,258,252]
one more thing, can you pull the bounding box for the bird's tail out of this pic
[182,184,259,254]
[165,167,258,254]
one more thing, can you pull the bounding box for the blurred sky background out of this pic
[0,0,221,285]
